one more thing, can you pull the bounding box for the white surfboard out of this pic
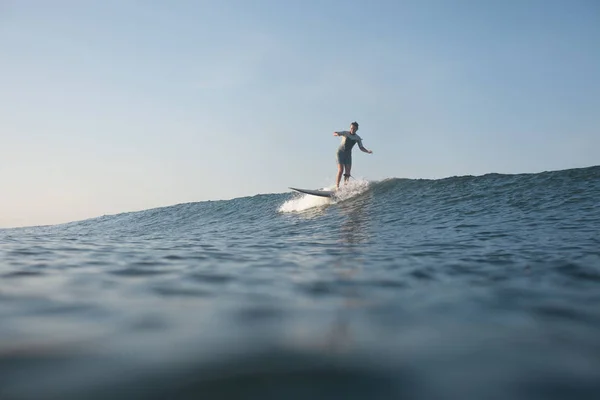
[289,187,335,198]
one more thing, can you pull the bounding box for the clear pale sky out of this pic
[1,0,599,228]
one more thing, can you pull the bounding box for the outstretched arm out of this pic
[333,131,347,137]
[359,145,373,154]
[358,139,373,154]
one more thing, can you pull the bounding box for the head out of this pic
[349,121,359,134]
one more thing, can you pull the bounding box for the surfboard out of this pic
[289,187,335,198]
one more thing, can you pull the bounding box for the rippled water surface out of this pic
[1,166,600,399]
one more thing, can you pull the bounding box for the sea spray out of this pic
[279,178,371,213]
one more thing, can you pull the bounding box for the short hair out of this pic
[351,121,359,128]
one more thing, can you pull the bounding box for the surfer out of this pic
[333,121,372,189]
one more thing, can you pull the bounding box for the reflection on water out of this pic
[337,192,372,246]
[324,193,376,355]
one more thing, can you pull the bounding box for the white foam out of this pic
[279,178,370,213]
[279,189,332,212]
[334,178,370,201]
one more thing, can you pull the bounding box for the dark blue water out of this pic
[1,166,599,399]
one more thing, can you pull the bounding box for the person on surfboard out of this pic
[333,121,372,190]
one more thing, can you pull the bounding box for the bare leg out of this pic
[343,164,352,184]
[336,164,344,189]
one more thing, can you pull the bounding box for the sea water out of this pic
[1,166,599,399]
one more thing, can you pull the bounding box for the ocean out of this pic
[1,166,599,400]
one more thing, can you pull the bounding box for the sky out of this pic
[1,0,599,228]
